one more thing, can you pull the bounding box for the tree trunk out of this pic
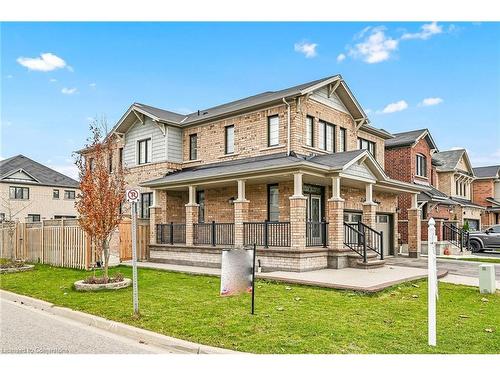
[102,238,110,282]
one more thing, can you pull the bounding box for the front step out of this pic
[346,251,385,269]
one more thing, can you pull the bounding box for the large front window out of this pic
[138,138,151,164]
[318,121,335,152]
[197,190,205,223]
[140,192,153,219]
[268,115,279,147]
[416,154,427,177]
[9,186,29,200]
[358,137,376,156]
[306,116,314,147]
[189,134,198,160]
[267,184,279,222]
[225,125,234,154]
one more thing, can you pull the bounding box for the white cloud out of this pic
[336,53,346,63]
[17,52,68,72]
[61,87,78,95]
[379,100,408,114]
[49,78,57,82]
[348,26,398,64]
[89,82,96,88]
[419,97,444,107]
[294,41,318,58]
[401,22,443,40]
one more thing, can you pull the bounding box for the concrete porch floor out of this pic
[122,261,448,293]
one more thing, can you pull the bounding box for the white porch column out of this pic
[185,185,199,246]
[365,182,374,205]
[408,192,422,258]
[188,185,197,205]
[234,180,249,247]
[330,175,343,201]
[292,172,304,197]
[411,193,418,209]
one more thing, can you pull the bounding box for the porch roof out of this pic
[417,185,456,205]
[141,150,428,194]
[449,197,485,210]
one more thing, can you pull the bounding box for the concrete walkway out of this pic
[123,261,447,292]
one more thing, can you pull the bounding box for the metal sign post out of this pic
[126,189,140,316]
[428,218,437,346]
[251,243,256,315]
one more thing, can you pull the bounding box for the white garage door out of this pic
[375,214,391,256]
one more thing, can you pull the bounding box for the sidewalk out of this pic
[123,261,448,293]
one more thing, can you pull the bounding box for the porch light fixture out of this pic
[228,197,236,204]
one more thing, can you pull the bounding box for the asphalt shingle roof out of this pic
[432,149,467,171]
[473,165,500,179]
[0,155,79,188]
[384,129,428,149]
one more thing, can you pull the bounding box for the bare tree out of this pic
[75,118,125,281]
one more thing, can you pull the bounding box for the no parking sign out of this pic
[126,189,140,203]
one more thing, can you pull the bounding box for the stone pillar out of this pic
[362,183,377,227]
[234,180,249,247]
[327,176,344,251]
[407,193,421,258]
[289,172,306,250]
[149,189,165,245]
[185,186,199,246]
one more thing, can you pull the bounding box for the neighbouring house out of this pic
[472,165,500,229]
[89,75,427,271]
[0,155,80,222]
[385,131,483,255]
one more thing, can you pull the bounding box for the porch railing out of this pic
[193,221,234,246]
[243,221,290,247]
[306,221,328,247]
[156,223,186,244]
[358,222,384,260]
[343,222,367,263]
[443,222,469,252]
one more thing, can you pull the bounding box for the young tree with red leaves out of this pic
[75,119,125,281]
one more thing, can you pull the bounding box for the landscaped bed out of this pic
[0,264,498,354]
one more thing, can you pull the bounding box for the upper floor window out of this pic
[455,179,468,197]
[118,147,123,169]
[27,214,40,222]
[64,190,76,200]
[358,138,376,156]
[9,186,29,200]
[53,189,60,199]
[416,154,427,177]
[189,134,198,160]
[225,125,235,154]
[88,157,94,171]
[318,121,335,152]
[138,138,151,165]
[338,127,347,152]
[306,116,314,147]
[268,115,279,147]
[140,192,152,219]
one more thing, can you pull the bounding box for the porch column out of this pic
[362,183,377,227]
[289,172,307,250]
[234,180,249,247]
[328,176,345,251]
[185,185,199,246]
[407,193,421,258]
[149,189,166,245]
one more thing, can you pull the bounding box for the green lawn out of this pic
[1,265,499,354]
[442,257,500,264]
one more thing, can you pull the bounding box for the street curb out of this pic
[0,290,237,354]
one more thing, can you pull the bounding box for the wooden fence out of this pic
[0,218,150,269]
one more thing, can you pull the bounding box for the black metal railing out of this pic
[443,222,469,252]
[306,221,328,247]
[344,222,367,263]
[193,221,234,246]
[156,223,186,244]
[243,221,290,248]
[358,222,384,260]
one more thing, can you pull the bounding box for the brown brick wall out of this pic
[472,179,494,207]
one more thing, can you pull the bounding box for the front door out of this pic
[307,195,322,240]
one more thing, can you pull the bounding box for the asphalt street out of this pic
[0,298,178,354]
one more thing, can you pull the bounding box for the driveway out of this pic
[0,297,176,354]
[386,257,500,278]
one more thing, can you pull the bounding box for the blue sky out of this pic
[1,22,499,178]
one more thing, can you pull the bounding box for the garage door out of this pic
[466,219,480,231]
[375,214,392,256]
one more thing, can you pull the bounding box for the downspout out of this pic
[282,98,291,156]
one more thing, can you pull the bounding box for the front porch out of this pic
[143,151,426,271]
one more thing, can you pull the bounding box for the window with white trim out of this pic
[358,137,376,156]
[416,154,427,177]
[225,125,235,154]
[338,127,347,152]
[9,186,29,200]
[267,115,279,147]
[306,116,314,147]
[138,138,151,165]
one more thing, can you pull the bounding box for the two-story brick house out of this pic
[472,165,500,228]
[385,130,483,255]
[98,75,426,271]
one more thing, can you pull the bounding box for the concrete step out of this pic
[353,259,386,269]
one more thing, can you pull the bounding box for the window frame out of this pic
[267,184,280,222]
[118,147,123,169]
[189,133,198,160]
[358,137,376,156]
[27,214,41,222]
[196,190,205,223]
[140,192,153,219]
[318,120,335,152]
[224,125,235,154]
[64,190,76,200]
[416,153,427,177]
[137,138,151,165]
[339,127,347,152]
[9,186,29,200]
[267,115,280,147]
[306,116,314,147]
[53,189,60,199]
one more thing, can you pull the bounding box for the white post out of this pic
[292,172,303,197]
[237,179,246,201]
[428,217,437,346]
[131,201,139,316]
[365,183,374,204]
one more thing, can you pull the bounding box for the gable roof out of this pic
[0,155,79,189]
[432,149,474,175]
[385,128,438,150]
[110,75,393,140]
[473,165,500,179]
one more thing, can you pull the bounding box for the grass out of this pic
[439,257,500,264]
[1,265,499,354]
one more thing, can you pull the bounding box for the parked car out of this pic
[468,224,500,252]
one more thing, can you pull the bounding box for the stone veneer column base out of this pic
[407,208,421,258]
[362,203,377,227]
[327,198,345,251]
[289,196,307,251]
